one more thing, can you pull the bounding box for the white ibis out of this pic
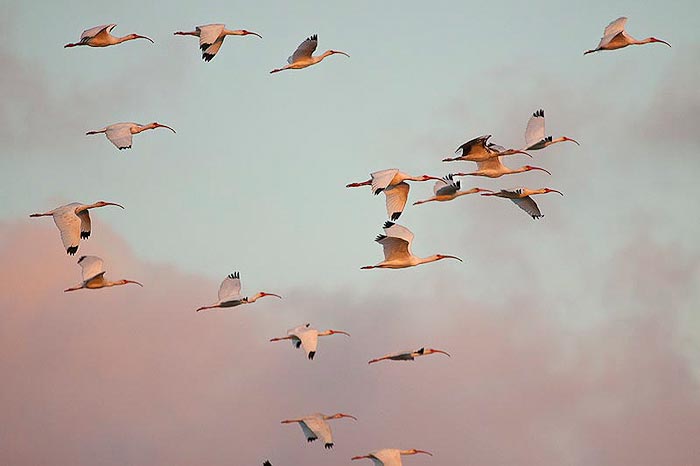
[346,169,441,220]
[64,24,153,48]
[281,412,357,449]
[270,323,350,360]
[442,135,529,163]
[449,155,551,179]
[86,122,175,150]
[584,17,670,55]
[352,449,433,466]
[523,109,579,151]
[196,272,281,312]
[413,175,492,205]
[174,24,261,62]
[362,221,462,270]
[368,347,450,364]
[64,256,142,292]
[30,201,124,255]
[270,34,349,73]
[481,188,563,219]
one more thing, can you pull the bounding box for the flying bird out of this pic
[584,17,670,55]
[270,323,350,360]
[522,110,579,151]
[64,256,143,292]
[196,272,281,312]
[270,34,349,73]
[174,24,262,62]
[481,188,563,219]
[442,135,529,163]
[368,347,450,364]
[281,413,357,449]
[362,221,462,270]
[352,449,433,466]
[413,175,492,205]
[346,169,441,220]
[64,24,153,48]
[86,122,176,150]
[30,201,124,255]
[449,155,551,179]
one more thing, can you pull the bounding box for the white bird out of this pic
[522,109,579,151]
[64,255,143,292]
[413,175,492,205]
[30,201,124,255]
[86,122,176,150]
[450,155,551,179]
[174,24,262,62]
[196,272,281,312]
[270,34,349,73]
[281,412,357,449]
[584,17,670,55]
[64,24,153,48]
[362,221,462,270]
[270,323,350,360]
[346,169,441,220]
[368,347,450,364]
[481,187,563,219]
[442,135,530,163]
[352,449,433,466]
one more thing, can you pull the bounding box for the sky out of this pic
[1,0,699,465]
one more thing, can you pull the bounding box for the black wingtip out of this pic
[227,272,240,280]
[375,234,387,242]
[80,231,90,239]
[294,341,302,348]
[67,246,78,255]
[534,109,544,118]
[324,443,334,449]
[203,53,215,62]
[263,461,272,466]
[391,211,402,221]
[417,347,425,354]
[309,34,318,41]
[308,351,316,360]
[383,221,395,229]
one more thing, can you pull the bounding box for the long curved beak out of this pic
[332,50,350,57]
[351,456,370,461]
[105,202,125,209]
[476,188,494,194]
[548,189,564,196]
[126,280,143,287]
[332,330,351,337]
[432,349,451,357]
[156,124,176,133]
[531,166,552,175]
[414,450,433,456]
[136,35,154,43]
[248,31,262,39]
[654,38,671,47]
[262,293,282,299]
[563,136,580,146]
[340,414,358,421]
[441,255,463,262]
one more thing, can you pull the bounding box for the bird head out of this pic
[327,329,351,337]
[425,348,451,357]
[327,413,357,421]
[128,34,154,43]
[473,188,493,194]
[561,136,580,146]
[96,201,125,209]
[405,449,433,457]
[524,165,552,175]
[118,280,143,287]
[237,29,262,38]
[151,122,176,133]
[328,50,350,57]
[436,254,462,262]
[420,175,442,181]
[649,37,671,47]
[543,188,564,196]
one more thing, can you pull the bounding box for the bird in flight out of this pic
[30,201,124,255]
[270,34,349,73]
[64,24,153,48]
[413,175,492,205]
[368,347,450,364]
[270,323,350,360]
[442,134,529,163]
[86,122,176,150]
[352,448,433,465]
[522,110,579,151]
[584,17,670,55]
[174,24,261,62]
[64,256,143,292]
[281,412,357,450]
[481,188,563,219]
[196,272,281,312]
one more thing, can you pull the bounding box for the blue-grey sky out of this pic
[1,1,699,465]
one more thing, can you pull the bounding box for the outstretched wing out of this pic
[76,210,91,239]
[376,236,410,262]
[456,134,491,155]
[373,449,402,466]
[384,182,409,221]
[80,24,115,40]
[383,221,414,244]
[370,169,399,194]
[289,34,318,63]
[197,24,225,50]
[525,109,546,148]
[202,39,224,62]
[303,417,333,446]
[299,421,318,442]
[52,206,81,255]
[77,255,105,282]
[105,123,134,150]
[434,174,460,196]
[297,329,319,359]
[599,17,628,47]
[511,196,543,219]
[218,272,242,302]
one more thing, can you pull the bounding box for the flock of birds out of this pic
[28,15,671,466]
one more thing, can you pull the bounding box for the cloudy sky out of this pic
[1,0,699,465]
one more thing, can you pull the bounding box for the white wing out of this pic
[456,135,491,156]
[289,34,318,63]
[80,24,115,40]
[372,449,402,466]
[297,329,319,358]
[511,196,543,219]
[76,210,91,239]
[377,237,411,262]
[105,123,134,150]
[525,109,546,147]
[287,324,309,349]
[475,156,506,172]
[303,417,333,445]
[598,17,628,47]
[197,24,225,49]
[299,421,318,442]
[202,39,224,62]
[370,169,399,194]
[218,273,243,302]
[383,221,414,245]
[384,183,409,221]
[52,204,81,254]
[77,255,105,282]
[434,175,459,196]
